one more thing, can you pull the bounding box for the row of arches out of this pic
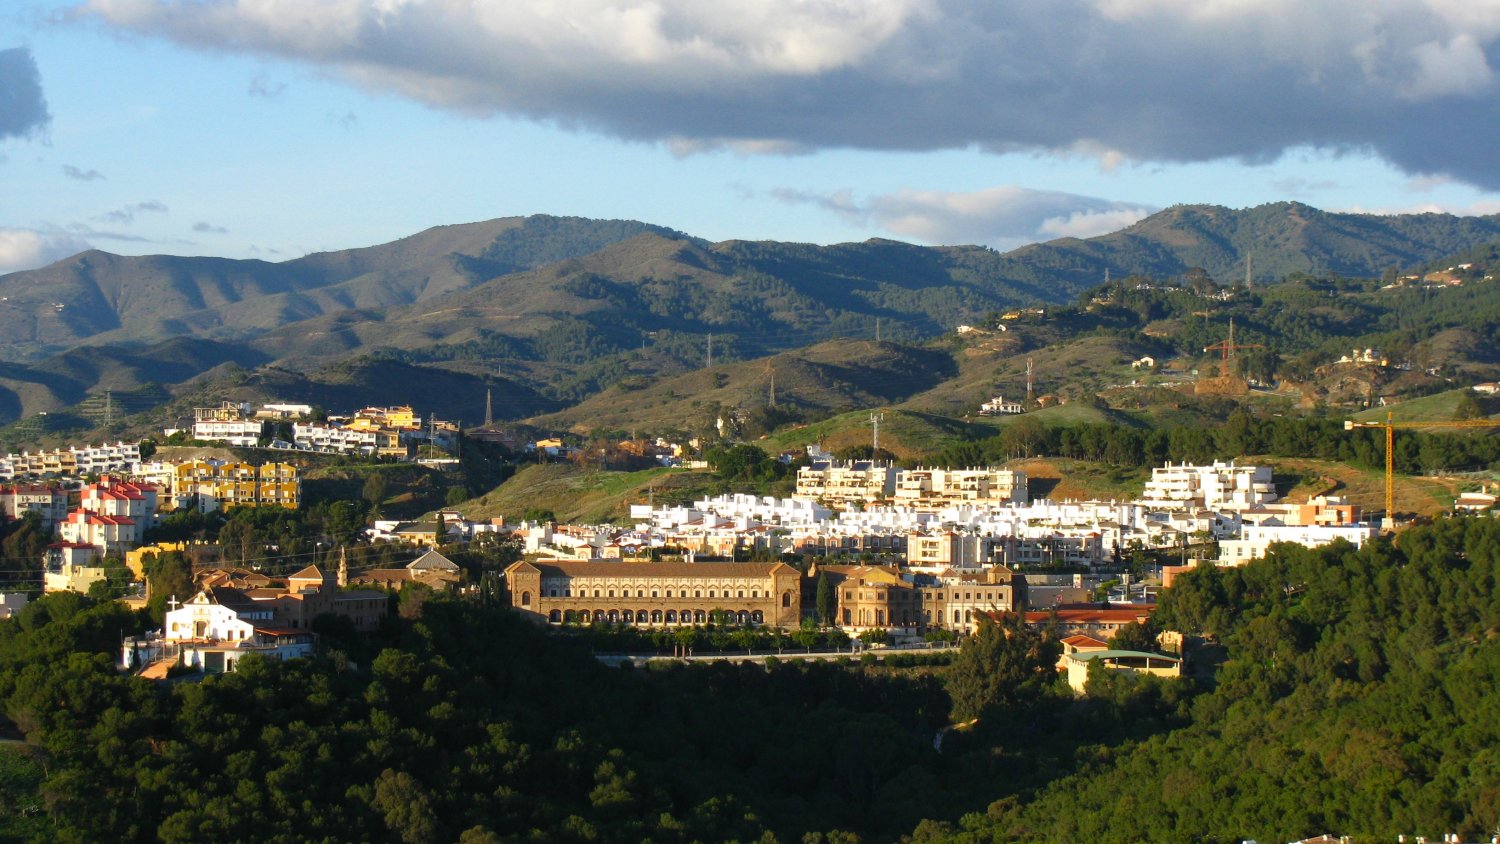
[547,609,765,626]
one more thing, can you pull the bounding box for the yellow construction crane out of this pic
[1344,412,1500,528]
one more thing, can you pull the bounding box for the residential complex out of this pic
[0,441,141,481]
[794,460,898,507]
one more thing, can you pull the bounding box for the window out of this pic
[637,590,644,597]
[652,590,658,598]
[737,590,744,598]
[666,589,673,597]
[548,589,557,598]
[695,590,702,598]
[521,591,531,606]
[608,590,615,598]
[781,591,791,608]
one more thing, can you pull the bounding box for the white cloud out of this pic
[778,184,1155,248]
[0,229,90,274]
[70,0,1500,188]
[1038,207,1155,239]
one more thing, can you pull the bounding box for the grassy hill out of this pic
[458,463,721,524]
[530,340,956,435]
[758,408,995,461]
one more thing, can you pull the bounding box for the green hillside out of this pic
[530,339,956,436]
[460,463,719,524]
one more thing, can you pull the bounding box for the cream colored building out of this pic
[1063,649,1182,693]
[505,559,802,628]
[795,461,897,507]
[893,467,1028,510]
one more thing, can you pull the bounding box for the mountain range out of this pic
[3,201,1500,443]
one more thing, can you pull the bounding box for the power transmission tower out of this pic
[483,387,493,427]
[766,362,777,408]
[104,389,113,427]
[870,410,885,453]
[1026,358,1035,405]
[706,333,713,369]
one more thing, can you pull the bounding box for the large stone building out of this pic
[504,559,802,628]
[815,563,1026,634]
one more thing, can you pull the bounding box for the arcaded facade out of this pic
[505,560,803,628]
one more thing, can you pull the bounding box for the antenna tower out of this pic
[706,333,713,370]
[104,389,113,427]
[483,387,493,427]
[766,362,777,408]
[1026,358,1035,404]
[870,410,884,453]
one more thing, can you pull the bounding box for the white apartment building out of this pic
[0,441,141,480]
[1137,460,1276,513]
[192,418,265,447]
[292,422,380,454]
[1218,523,1379,566]
[893,467,1029,510]
[794,461,897,507]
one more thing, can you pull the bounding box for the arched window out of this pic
[666,610,677,623]
[953,609,961,624]
[548,610,562,623]
[652,610,663,623]
[781,591,791,608]
[520,591,531,606]
[694,610,706,623]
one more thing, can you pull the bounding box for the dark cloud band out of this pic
[77,1,1500,188]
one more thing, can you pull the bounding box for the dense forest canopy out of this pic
[5,516,1500,842]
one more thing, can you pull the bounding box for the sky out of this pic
[6,0,1500,274]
